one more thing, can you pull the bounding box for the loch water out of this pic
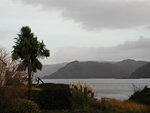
[42,79,150,100]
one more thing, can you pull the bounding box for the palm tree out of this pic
[12,26,50,99]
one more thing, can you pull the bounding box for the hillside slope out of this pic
[47,61,127,78]
[35,63,67,77]
[131,63,150,78]
[116,59,148,75]
[41,59,148,79]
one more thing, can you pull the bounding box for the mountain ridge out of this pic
[131,63,150,78]
[42,59,148,79]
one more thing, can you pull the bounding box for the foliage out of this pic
[70,81,94,109]
[0,87,39,113]
[35,83,72,110]
[0,48,9,86]
[40,110,69,113]
[101,99,150,113]
[31,87,41,103]
[0,48,9,63]
[0,87,17,113]
[14,99,40,113]
[5,70,27,86]
[12,26,49,73]
[0,47,28,87]
[129,86,150,105]
[0,86,28,113]
[70,107,102,113]
[12,26,50,99]
[88,98,101,110]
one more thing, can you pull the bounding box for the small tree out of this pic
[12,26,50,99]
[0,48,27,86]
[0,48,9,86]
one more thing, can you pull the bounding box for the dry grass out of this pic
[103,99,150,113]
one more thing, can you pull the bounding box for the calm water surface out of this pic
[42,79,150,100]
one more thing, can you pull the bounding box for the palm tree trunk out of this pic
[28,67,32,100]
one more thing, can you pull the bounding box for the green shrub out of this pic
[70,82,94,109]
[40,110,69,113]
[88,98,101,110]
[0,86,27,113]
[31,87,41,102]
[37,83,72,110]
[14,99,40,113]
[0,91,39,113]
[70,107,102,113]
[129,86,150,105]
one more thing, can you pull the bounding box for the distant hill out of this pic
[43,59,148,79]
[115,59,148,75]
[46,61,127,78]
[35,63,67,77]
[131,63,150,78]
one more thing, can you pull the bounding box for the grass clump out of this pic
[102,99,150,113]
[70,81,94,109]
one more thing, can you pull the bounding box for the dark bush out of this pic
[31,88,41,102]
[70,107,102,113]
[88,98,101,110]
[0,87,38,113]
[14,99,40,113]
[36,83,72,110]
[129,86,150,105]
[0,88,17,113]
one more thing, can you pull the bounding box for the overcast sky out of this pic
[1,0,150,64]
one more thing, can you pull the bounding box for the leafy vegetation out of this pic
[40,99,150,113]
[34,83,72,110]
[38,83,150,113]
[14,99,40,113]
[129,86,150,105]
[70,82,94,109]
[12,26,50,99]
[101,99,150,113]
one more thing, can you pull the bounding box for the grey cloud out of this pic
[116,38,150,50]
[18,0,150,30]
[45,38,150,64]
[143,25,150,30]
[0,30,16,50]
[0,30,14,39]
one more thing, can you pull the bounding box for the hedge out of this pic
[129,86,150,105]
[32,83,72,110]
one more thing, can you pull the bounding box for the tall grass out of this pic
[70,81,94,109]
[70,82,150,113]
[102,99,150,113]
